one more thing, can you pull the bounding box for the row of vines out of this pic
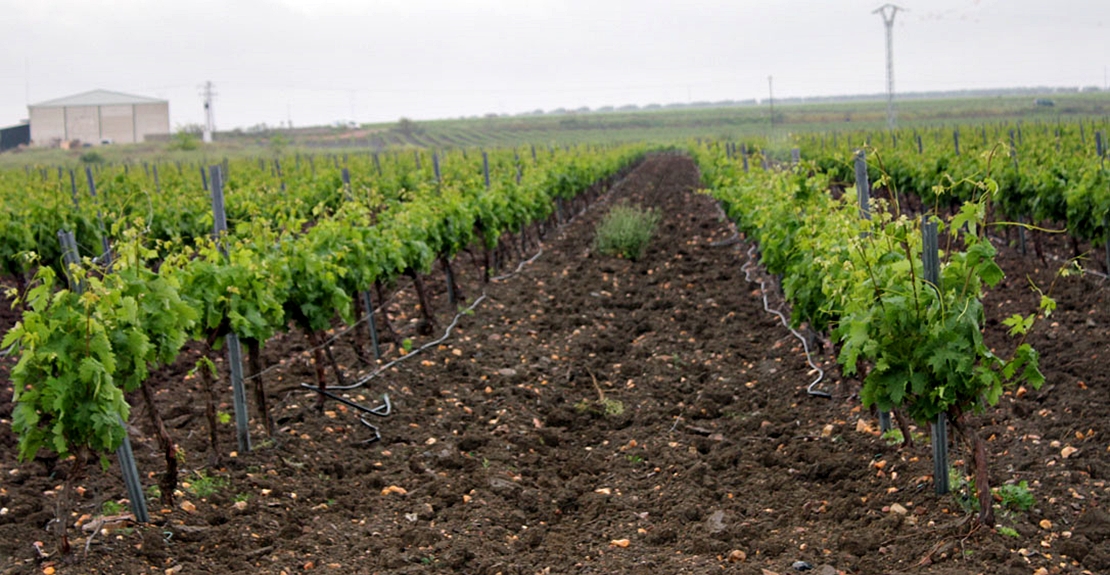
[799,121,1110,268]
[0,143,646,553]
[693,136,1063,527]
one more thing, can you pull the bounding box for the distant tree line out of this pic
[483,85,1103,119]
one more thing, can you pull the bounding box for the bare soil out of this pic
[1,154,1108,575]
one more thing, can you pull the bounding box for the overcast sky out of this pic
[1,0,1107,131]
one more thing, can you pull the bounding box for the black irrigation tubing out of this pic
[308,292,489,393]
[232,278,434,384]
[306,387,391,445]
[703,191,831,398]
[294,291,487,444]
[738,244,831,399]
[707,232,741,247]
[294,296,494,445]
[491,249,544,282]
[234,278,424,385]
[239,313,374,384]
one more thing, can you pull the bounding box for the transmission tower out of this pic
[873,4,902,130]
[200,81,216,143]
[768,75,774,129]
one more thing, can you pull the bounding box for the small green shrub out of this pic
[79,150,105,164]
[167,131,200,151]
[593,203,661,261]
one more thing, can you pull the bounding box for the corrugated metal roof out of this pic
[30,89,167,108]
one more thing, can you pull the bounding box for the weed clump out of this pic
[593,202,661,261]
[184,471,227,498]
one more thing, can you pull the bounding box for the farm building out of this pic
[28,89,170,146]
[0,122,30,152]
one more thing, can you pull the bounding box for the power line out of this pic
[768,75,774,130]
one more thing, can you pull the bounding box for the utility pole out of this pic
[348,89,357,125]
[873,4,902,130]
[200,81,216,143]
[768,75,775,129]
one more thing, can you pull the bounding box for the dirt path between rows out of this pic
[1,153,1108,575]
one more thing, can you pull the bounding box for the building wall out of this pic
[99,104,135,143]
[134,103,170,142]
[30,107,66,144]
[65,105,100,144]
[30,100,170,146]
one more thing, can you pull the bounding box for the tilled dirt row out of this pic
[1,153,1108,575]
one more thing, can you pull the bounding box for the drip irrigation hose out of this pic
[312,293,488,392]
[491,249,544,281]
[241,314,373,384]
[739,243,832,399]
[303,386,391,417]
[356,417,382,444]
[298,293,483,444]
[706,198,830,398]
[299,296,487,444]
[708,232,741,247]
[298,385,390,445]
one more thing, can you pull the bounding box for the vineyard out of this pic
[0,121,1108,574]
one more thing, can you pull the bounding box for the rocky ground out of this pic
[1,153,1108,575]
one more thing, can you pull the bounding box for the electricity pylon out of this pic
[873,4,902,130]
[199,81,216,143]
